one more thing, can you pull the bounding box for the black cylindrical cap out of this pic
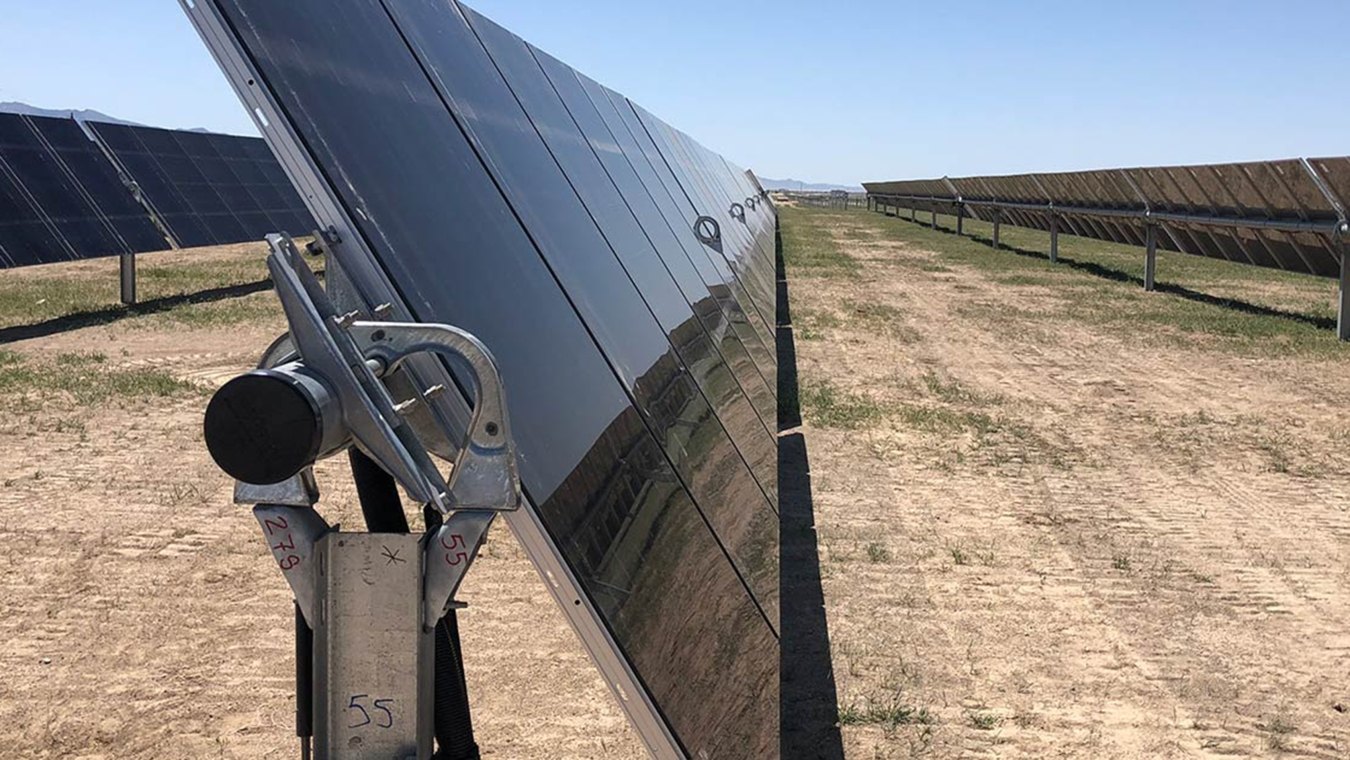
[204,371,324,485]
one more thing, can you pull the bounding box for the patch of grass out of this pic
[866,209,1349,358]
[793,307,842,341]
[0,249,274,330]
[1112,556,1132,572]
[921,372,1003,407]
[838,695,934,731]
[968,711,1003,731]
[841,299,922,343]
[865,542,891,564]
[0,349,202,409]
[948,545,969,566]
[799,379,886,430]
[1261,715,1296,751]
[779,207,859,277]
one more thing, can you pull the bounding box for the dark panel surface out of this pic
[24,116,168,253]
[88,122,314,249]
[210,0,778,755]
[453,3,780,536]
[0,113,122,261]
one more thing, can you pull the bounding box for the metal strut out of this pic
[203,234,522,759]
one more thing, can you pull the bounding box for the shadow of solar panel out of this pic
[87,122,314,249]
[191,0,780,755]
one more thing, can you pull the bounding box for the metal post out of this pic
[910,207,916,222]
[1144,224,1158,291]
[1049,215,1059,264]
[993,211,1001,249]
[1338,231,1350,341]
[119,253,137,305]
[956,206,964,235]
[930,209,937,229]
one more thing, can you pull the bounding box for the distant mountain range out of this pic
[760,177,864,193]
[0,102,214,132]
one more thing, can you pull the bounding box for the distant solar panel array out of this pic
[866,159,1350,337]
[0,112,313,278]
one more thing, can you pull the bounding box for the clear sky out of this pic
[0,1,1345,186]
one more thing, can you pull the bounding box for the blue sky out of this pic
[0,1,1345,186]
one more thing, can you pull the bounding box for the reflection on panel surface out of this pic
[207,0,778,754]
[88,122,313,249]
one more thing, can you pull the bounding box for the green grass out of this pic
[841,299,921,343]
[779,207,859,277]
[799,378,886,429]
[0,243,295,331]
[864,208,1347,357]
[838,695,934,731]
[0,349,203,409]
[865,541,891,563]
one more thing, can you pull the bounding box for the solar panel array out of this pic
[865,159,1350,278]
[88,122,313,249]
[0,112,314,269]
[185,0,778,756]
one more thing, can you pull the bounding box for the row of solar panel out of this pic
[865,158,1350,278]
[190,0,779,755]
[0,112,313,268]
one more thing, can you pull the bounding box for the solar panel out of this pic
[87,121,314,249]
[24,115,169,254]
[0,113,125,264]
[184,0,779,755]
[865,159,1347,279]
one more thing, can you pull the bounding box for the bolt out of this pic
[373,303,393,318]
[393,398,419,415]
[335,310,360,329]
[424,384,447,399]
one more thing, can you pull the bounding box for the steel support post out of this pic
[1338,233,1350,341]
[910,207,916,222]
[956,206,964,235]
[119,253,137,305]
[1144,224,1158,292]
[992,211,1001,249]
[1049,215,1059,264]
[931,209,937,229]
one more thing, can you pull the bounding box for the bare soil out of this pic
[789,211,1350,758]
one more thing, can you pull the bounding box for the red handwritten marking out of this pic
[441,533,468,567]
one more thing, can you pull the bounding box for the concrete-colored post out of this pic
[910,207,917,222]
[1049,215,1059,264]
[119,253,137,305]
[1144,224,1158,292]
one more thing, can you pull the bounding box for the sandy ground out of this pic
[787,211,1350,758]
[0,245,642,758]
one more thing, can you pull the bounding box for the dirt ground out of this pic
[0,245,643,759]
[785,208,1350,758]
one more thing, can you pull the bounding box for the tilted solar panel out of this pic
[184,0,779,755]
[865,159,1347,279]
[0,113,142,266]
[24,116,169,255]
[87,121,314,249]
